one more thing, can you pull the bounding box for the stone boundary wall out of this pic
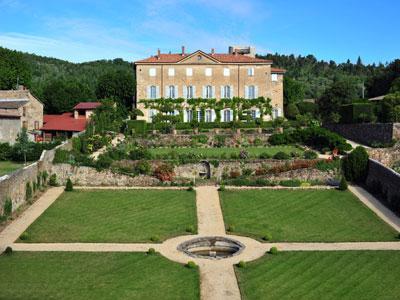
[0,141,70,214]
[366,159,400,214]
[324,123,394,146]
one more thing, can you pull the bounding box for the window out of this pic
[149,68,156,77]
[206,85,213,98]
[168,85,176,99]
[271,74,278,82]
[223,68,230,77]
[251,109,257,119]
[149,109,157,122]
[248,68,255,76]
[186,109,193,122]
[205,68,212,77]
[205,110,212,122]
[168,68,175,76]
[186,68,193,76]
[223,85,231,99]
[150,85,157,99]
[248,85,255,99]
[187,86,194,99]
[197,110,203,122]
[34,121,39,130]
[223,110,232,122]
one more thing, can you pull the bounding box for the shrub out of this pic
[154,163,175,182]
[269,247,278,255]
[259,152,271,159]
[129,147,152,160]
[3,246,13,255]
[147,248,156,255]
[230,170,241,179]
[42,171,48,185]
[186,225,195,233]
[262,233,273,241]
[239,149,249,159]
[187,186,194,192]
[279,179,302,187]
[191,134,208,144]
[3,198,12,217]
[227,224,235,232]
[315,159,340,171]
[19,232,29,241]
[273,151,290,160]
[72,137,82,152]
[33,181,37,193]
[186,261,197,269]
[53,149,71,164]
[218,184,225,191]
[49,174,58,186]
[304,150,318,159]
[0,143,12,161]
[338,177,348,191]
[237,260,246,268]
[242,168,253,176]
[65,178,73,192]
[342,146,369,182]
[126,120,147,135]
[134,160,151,175]
[25,182,32,201]
[150,235,160,242]
[95,153,113,171]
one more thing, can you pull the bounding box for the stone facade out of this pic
[368,144,400,167]
[0,88,44,143]
[135,48,284,122]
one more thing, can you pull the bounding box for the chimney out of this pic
[234,50,238,56]
[74,110,79,120]
[157,49,161,59]
[181,46,185,56]
[211,48,215,55]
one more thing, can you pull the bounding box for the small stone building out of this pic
[0,87,43,144]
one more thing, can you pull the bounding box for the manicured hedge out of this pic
[126,120,147,134]
[339,103,375,124]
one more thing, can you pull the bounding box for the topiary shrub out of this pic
[342,146,369,183]
[25,182,32,201]
[147,248,156,255]
[4,246,12,255]
[237,260,246,268]
[262,233,273,241]
[49,174,58,186]
[65,178,73,192]
[338,177,348,191]
[3,197,12,217]
[303,150,318,159]
[273,151,290,160]
[150,235,160,242]
[19,232,29,241]
[269,246,278,255]
[186,261,197,269]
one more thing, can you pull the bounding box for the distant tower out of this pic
[228,46,256,58]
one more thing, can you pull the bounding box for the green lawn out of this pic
[149,145,303,159]
[22,189,197,243]
[236,251,400,300]
[220,189,398,242]
[0,161,23,176]
[0,252,199,300]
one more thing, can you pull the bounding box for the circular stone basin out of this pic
[178,236,245,260]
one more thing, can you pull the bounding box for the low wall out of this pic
[366,159,400,214]
[324,123,394,146]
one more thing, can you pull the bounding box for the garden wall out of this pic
[324,123,394,146]
[365,159,400,214]
[368,145,400,167]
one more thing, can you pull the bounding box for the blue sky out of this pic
[0,0,399,64]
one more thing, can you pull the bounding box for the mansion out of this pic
[134,46,285,123]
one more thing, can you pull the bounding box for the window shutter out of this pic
[147,86,151,99]
[255,86,259,98]
[156,86,160,98]
[212,86,215,98]
[211,110,216,122]
[182,85,187,99]
[230,85,234,98]
[202,86,206,98]
[165,86,169,98]
[175,85,178,98]
[220,86,224,99]
[244,85,249,99]
[193,86,196,98]
[183,110,187,122]
[277,108,282,117]
[256,109,261,118]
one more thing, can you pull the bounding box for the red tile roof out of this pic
[271,68,286,73]
[41,113,87,132]
[135,51,272,64]
[73,102,101,110]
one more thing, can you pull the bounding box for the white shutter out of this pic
[183,110,187,122]
[255,86,259,98]
[165,86,169,98]
[211,110,216,122]
[175,85,178,98]
[212,86,215,98]
[147,86,151,99]
[256,109,261,118]
[193,86,196,98]
[230,85,234,98]
[220,86,224,99]
[277,108,282,117]
[244,85,249,99]
[202,86,206,98]
[183,85,187,99]
[156,86,160,98]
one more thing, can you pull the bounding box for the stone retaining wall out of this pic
[324,123,394,146]
[366,159,400,214]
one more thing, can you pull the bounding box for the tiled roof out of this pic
[271,68,286,73]
[135,51,272,64]
[41,113,87,132]
[73,102,101,110]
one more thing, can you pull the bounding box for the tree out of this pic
[0,47,31,90]
[317,77,358,122]
[283,77,305,105]
[90,99,127,134]
[342,146,369,183]
[96,70,135,108]
[285,103,300,119]
[390,77,400,93]
[14,128,30,164]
